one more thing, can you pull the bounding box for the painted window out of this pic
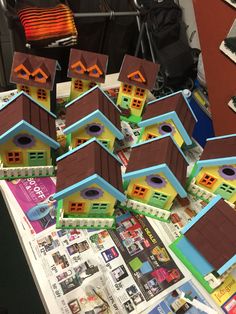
[135,87,145,98]
[34,71,47,84]
[87,65,102,78]
[99,140,110,149]
[37,89,47,101]
[149,192,169,208]
[81,187,103,200]
[90,203,109,213]
[122,84,132,94]
[131,99,142,109]
[215,183,236,200]
[131,184,148,199]
[146,133,157,140]
[28,151,46,166]
[75,138,87,146]
[6,152,22,164]
[85,123,104,136]
[19,69,29,79]
[13,134,35,148]
[158,123,175,135]
[219,166,236,180]
[199,173,217,188]
[121,96,131,109]
[21,85,30,95]
[68,202,85,213]
[146,175,166,188]
[74,80,83,91]
[88,82,97,89]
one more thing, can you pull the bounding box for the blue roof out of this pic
[0,120,59,149]
[194,134,236,176]
[195,157,236,177]
[123,163,187,198]
[53,173,126,203]
[63,109,124,140]
[139,111,193,146]
[207,133,236,141]
[217,255,236,275]
[64,85,123,139]
[176,236,214,276]
[138,91,197,146]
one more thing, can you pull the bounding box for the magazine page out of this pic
[6,177,57,234]
[148,280,218,314]
[211,272,236,314]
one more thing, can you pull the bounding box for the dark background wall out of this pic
[193,0,236,135]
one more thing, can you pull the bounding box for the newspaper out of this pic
[148,280,215,314]
[1,177,188,314]
[211,271,236,314]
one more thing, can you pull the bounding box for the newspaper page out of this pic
[1,177,187,314]
[148,280,215,314]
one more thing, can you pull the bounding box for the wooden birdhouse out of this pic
[54,138,126,229]
[171,196,236,291]
[138,91,197,148]
[67,48,108,100]
[117,54,159,123]
[192,134,236,204]
[123,135,188,220]
[64,86,123,152]
[0,92,59,179]
[10,52,57,111]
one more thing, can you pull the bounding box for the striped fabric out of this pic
[18,4,78,48]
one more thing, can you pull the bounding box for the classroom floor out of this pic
[0,192,45,314]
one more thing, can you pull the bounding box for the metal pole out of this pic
[0,0,7,12]
[145,22,156,63]
[73,11,139,18]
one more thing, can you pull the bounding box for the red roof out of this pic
[142,93,196,137]
[65,87,121,132]
[0,93,57,142]
[10,52,57,90]
[185,199,236,270]
[67,48,108,83]
[199,135,236,161]
[56,141,123,194]
[118,54,159,90]
[125,136,188,188]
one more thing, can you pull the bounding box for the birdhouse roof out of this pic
[118,54,159,90]
[0,92,59,148]
[64,86,123,139]
[54,138,125,201]
[10,52,57,90]
[139,91,197,146]
[183,196,236,274]
[123,135,188,197]
[68,48,108,83]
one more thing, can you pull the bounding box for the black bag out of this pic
[145,0,194,86]
[146,0,182,50]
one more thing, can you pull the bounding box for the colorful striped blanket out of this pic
[18,4,78,48]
